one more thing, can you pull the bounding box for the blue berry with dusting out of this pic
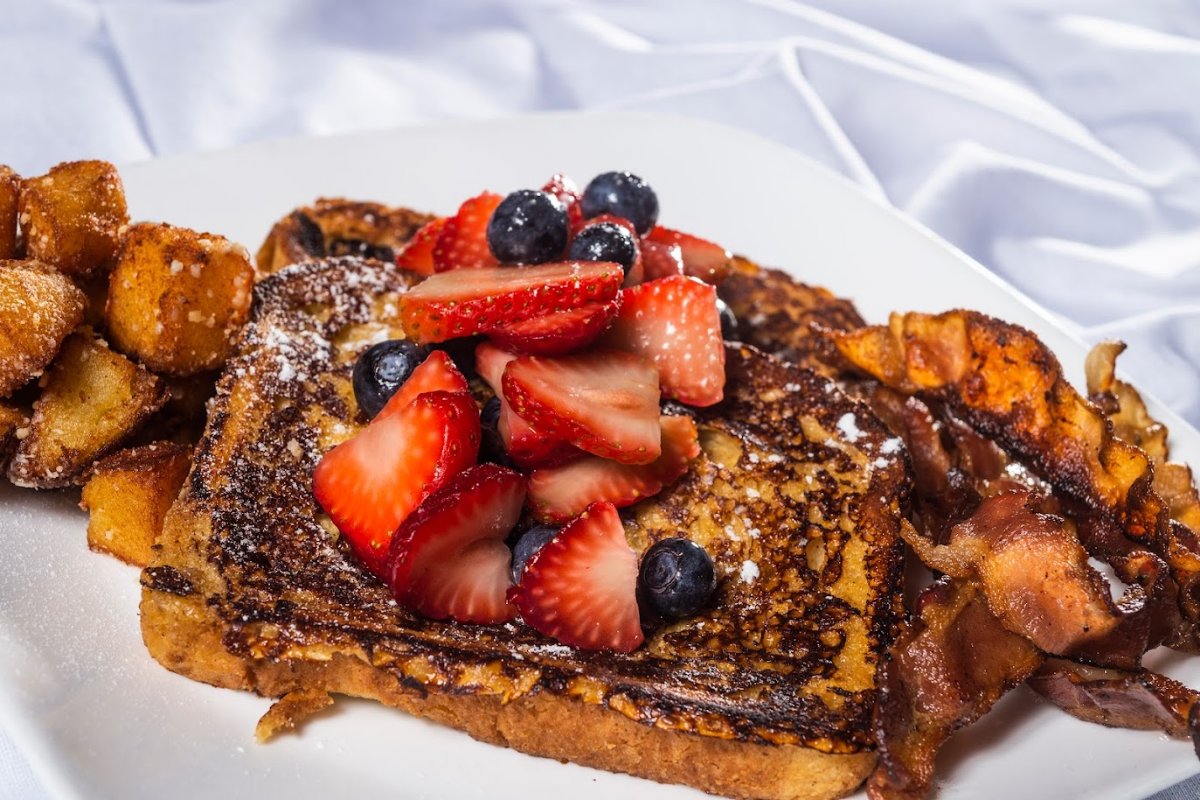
[638,538,716,619]
[580,171,658,235]
[568,221,638,275]
[511,524,561,583]
[716,297,737,340]
[352,339,428,419]
[479,396,511,467]
[486,189,569,265]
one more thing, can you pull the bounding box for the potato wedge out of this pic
[8,328,166,488]
[0,260,86,397]
[19,160,128,278]
[106,222,254,375]
[0,165,19,259]
[81,441,191,566]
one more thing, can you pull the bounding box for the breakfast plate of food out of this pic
[1,111,1198,800]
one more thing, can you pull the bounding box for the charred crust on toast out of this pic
[144,255,907,757]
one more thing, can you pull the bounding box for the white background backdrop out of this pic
[2,1,1199,798]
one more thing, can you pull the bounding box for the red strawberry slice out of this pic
[488,297,620,356]
[395,217,446,276]
[399,260,623,343]
[645,226,732,285]
[542,173,583,229]
[375,349,470,421]
[387,464,526,623]
[639,239,684,281]
[432,192,502,272]
[509,501,643,652]
[313,391,481,577]
[502,350,661,465]
[476,341,579,469]
[603,275,725,407]
[528,414,700,522]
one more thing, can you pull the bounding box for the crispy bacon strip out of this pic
[1028,657,1200,750]
[901,491,1123,656]
[868,578,1043,800]
[835,312,1200,637]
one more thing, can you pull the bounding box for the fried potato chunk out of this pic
[106,222,254,375]
[0,165,19,259]
[8,328,166,488]
[81,441,191,566]
[19,160,128,278]
[0,260,86,397]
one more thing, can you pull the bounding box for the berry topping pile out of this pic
[314,171,737,653]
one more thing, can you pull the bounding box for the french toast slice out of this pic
[140,254,907,800]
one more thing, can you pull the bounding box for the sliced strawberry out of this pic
[387,464,526,623]
[645,226,732,284]
[375,350,470,421]
[510,501,643,652]
[432,192,502,272]
[603,275,725,407]
[639,239,684,281]
[528,414,700,522]
[399,261,623,343]
[488,297,620,357]
[502,350,661,464]
[476,341,579,469]
[395,217,446,276]
[542,173,583,229]
[313,391,481,577]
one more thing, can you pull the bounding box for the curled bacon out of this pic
[868,578,1043,800]
[1029,657,1200,750]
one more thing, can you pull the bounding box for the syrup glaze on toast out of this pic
[141,254,907,788]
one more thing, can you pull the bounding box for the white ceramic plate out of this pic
[2,111,1198,800]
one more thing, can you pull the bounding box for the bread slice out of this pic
[140,254,907,800]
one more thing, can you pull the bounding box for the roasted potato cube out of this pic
[106,222,254,375]
[0,402,28,469]
[81,441,191,566]
[19,160,128,278]
[0,260,86,397]
[8,328,166,488]
[0,165,19,259]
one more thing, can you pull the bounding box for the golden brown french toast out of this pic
[140,249,908,800]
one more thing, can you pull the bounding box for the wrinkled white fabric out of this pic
[1,1,1199,798]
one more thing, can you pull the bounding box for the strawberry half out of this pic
[640,239,684,281]
[375,349,470,422]
[528,414,700,523]
[542,173,583,229]
[488,297,620,357]
[312,390,481,577]
[476,341,578,469]
[510,501,643,652]
[399,261,623,343]
[645,226,732,285]
[432,192,502,272]
[603,275,726,407]
[395,217,446,276]
[502,350,661,465]
[387,464,526,624]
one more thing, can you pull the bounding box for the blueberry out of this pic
[638,538,716,619]
[429,335,482,383]
[487,189,569,265]
[479,396,512,467]
[580,171,659,235]
[511,524,560,583]
[352,339,428,419]
[568,221,638,275]
[716,297,738,340]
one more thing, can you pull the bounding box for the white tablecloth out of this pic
[2,1,1199,798]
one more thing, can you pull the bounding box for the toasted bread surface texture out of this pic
[141,254,905,800]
